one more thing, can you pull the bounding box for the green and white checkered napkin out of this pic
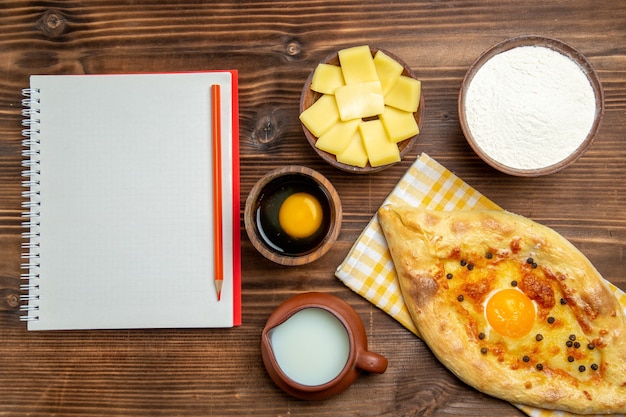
[336,153,626,417]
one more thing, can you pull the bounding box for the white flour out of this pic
[464,45,597,171]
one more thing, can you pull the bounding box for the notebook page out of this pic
[26,72,235,330]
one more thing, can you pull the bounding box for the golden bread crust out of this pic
[378,206,626,415]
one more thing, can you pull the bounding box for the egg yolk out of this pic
[485,288,536,339]
[278,192,323,239]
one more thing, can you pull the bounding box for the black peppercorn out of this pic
[467,263,474,271]
[481,347,488,354]
[457,295,464,302]
[486,252,493,259]
[566,340,573,348]
[568,356,575,362]
[569,334,576,341]
[547,316,555,324]
[531,262,537,268]
[526,257,534,264]
[478,332,485,340]
[587,343,595,350]
[574,342,581,349]
[523,355,530,362]
[536,363,543,371]
[560,298,567,305]
[591,363,598,371]
[460,259,467,266]
[579,365,586,372]
[511,280,518,287]
[446,273,453,280]
[535,334,543,342]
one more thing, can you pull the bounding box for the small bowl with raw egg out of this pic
[299,45,424,174]
[244,166,342,266]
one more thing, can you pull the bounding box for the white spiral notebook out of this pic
[20,71,241,330]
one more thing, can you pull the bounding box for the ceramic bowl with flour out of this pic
[459,36,604,176]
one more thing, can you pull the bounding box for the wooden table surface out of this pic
[1,1,625,416]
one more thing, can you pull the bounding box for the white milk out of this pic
[269,308,350,386]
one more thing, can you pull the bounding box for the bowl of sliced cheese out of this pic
[299,46,424,173]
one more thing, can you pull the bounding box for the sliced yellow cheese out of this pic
[315,118,361,155]
[359,119,400,167]
[311,63,345,94]
[299,94,340,137]
[334,81,385,121]
[337,45,378,85]
[373,50,404,95]
[379,106,419,143]
[385,75,421,113]
[336,132,368,168]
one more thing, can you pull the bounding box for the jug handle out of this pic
[356,350,388,374]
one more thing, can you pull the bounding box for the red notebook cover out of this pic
[20,71,241,329]
[228,70,242,326]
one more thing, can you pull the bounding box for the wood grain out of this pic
[1,1,625,416]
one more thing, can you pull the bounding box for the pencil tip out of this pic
[215,280,223,302]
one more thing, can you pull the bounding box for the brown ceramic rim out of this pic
[260,292,367,400]
[300,47,424,174]
[244,166,342,266]
[458,35,604,177]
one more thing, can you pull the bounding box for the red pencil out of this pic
[211,84,224,301]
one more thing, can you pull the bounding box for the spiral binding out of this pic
[20,87,42,323]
